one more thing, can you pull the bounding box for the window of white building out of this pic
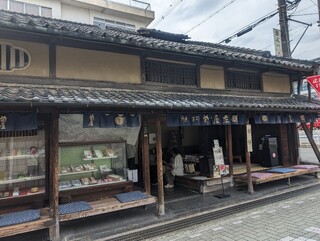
[93,17,135,31]
[0,0,7,10]
[0,0,52,17]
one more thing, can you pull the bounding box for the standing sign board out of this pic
[213,146,224,165]
[212,139,230,178]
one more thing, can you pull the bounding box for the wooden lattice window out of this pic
[145,60,197,86]
[226,69,261,91]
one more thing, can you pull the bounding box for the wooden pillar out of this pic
[279,124,290,166]
[297,79,301,95]
[245,123,254,194]
[49,112,60,241]
[307,82,311,102]
[301,122,320,163]
[142,121,151,194]
[226,125,234,187]
[155,117,165,216]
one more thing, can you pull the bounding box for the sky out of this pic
[144,0,320,60]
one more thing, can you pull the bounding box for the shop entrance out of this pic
[144,118,235,199]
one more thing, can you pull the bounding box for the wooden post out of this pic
[245,123,254,194]
[226,125,234,187]
[155,117,165,216]
[142,121,151,194]
[301,122,320,163]
[49,112,60,241]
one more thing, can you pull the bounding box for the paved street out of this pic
[149,189,320,241]
[300,147,319,164]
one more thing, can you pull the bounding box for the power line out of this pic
[185,0,237,34]
[290,13,318,16]
[287,0,300,14]
[217,0,301,44]
[149,0,184,28]
[308,0,318,7]
[217,9,279,44]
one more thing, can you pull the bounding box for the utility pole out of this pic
[278,0,291,57]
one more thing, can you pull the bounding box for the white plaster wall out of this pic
[61,3,90,23]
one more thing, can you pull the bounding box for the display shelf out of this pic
[0,175,45,185]
[0,188,45,200]
[82,156,118,161]
[59,169,98,177]
[59,180,125,191]
[59,141,128,202]
[0,154,35,161]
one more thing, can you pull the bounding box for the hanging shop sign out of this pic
[254,113,317,124]
[83,112,140,128]
[306,75,320,95]
[167,113,246,127]
[0,112,37,131]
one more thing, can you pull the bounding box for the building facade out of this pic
[0,9,319,241]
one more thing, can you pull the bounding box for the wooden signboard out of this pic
[246,124,253,152]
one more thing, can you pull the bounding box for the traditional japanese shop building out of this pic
[0,9,319,240]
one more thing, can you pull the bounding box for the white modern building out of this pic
[0,0,154,30]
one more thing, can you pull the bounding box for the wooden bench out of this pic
[235,167,320,185]
[0,208,52,238]
[59,193,157,222]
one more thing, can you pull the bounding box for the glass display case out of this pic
[58,141,128,192]
[0,130,46,200]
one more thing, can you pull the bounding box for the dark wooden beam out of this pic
[308,82,312,102]
[49,112,60,241]
[245,124,254,194]
[49,41,56,78]
[140,55,147,84]
[142,121,151,194]
[155,117,165,216]
[226,125,234,186]
[301,122,320,163]
[297,79,301,95]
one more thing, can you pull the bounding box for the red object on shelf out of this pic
[19,189,28,196]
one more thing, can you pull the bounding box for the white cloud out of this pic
[145,0,320,60]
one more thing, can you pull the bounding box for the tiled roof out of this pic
[0,82,319,112]
[0,10,315,72]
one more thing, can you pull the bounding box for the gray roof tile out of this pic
[0,10,315,71]
[0,83,316,111]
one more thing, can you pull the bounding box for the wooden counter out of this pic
[174,174,231,194]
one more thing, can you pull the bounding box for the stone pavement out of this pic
[149,187,320,241]
[2,175,320,241]
[90,175,320,241]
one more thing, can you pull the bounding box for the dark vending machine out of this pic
[261,136,279,167]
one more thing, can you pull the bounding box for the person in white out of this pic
[164,147,184,189]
